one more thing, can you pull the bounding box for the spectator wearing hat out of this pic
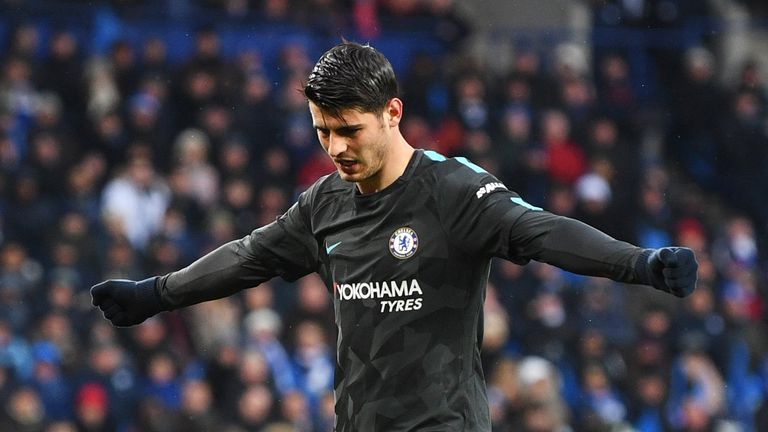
[28,341,73,421]
[73,381,116,432]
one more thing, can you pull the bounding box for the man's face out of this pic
[309,101,391,190]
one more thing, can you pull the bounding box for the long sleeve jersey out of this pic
[156,149,649,431]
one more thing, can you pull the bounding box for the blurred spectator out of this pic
[494,106,533,190]
[48,210,101,287]
[5,173,59,259]
[283,274,335,346]
[635,182,673,249]
[99,236,143,281]
[26,131,71,198]
[584,115,639,214]
[73,381,116,431]
[734,59,767,111]
[28,341,73,421]
[666,349,725,431]
[482,284,511,370]
[0,242,42,332]
[277,73,316,165]
[172,378,221,431]
[574,329,627,392]
[101,152,171,249]
[577,362,627,431]
[289,320,334,410]
[108,40,139,99]
[667,46,725,189]
[0,386,46,432]
[205,342,241,418]
[220,176,260,238]
[487,357,523,430]
[231,383,276,430]
[559,77,597,143]
[38,30,85,128]
[539,109,586,187]
[632,306,674,374]
[278,389,313,432]
[577,278,633,348]
[0,319,32,382]
[175,27,233,129]
[253,146,293,197]
[0,55,38,123]
[127,317,175,375]
[186,297,241,358]
[77,342,139,430]
[627,369,670,432]
[401,52,449,123]
[508,45,558,110]
[140,351,182,410]
[84,58,120,124]
[139,37,170,81]
[596,52,638,129]
[673,285,725,366]
[235,73,280,155]
[3,23,40,64]
[516,356,571,431]
[573,171,619,238]
[243,308,297,396]
[520,263,574,362]
[28,92,73,154]
[217,138,254,181]
[717,91,768,227]
[146,208,194,274]
[172,128,219,208]
[34,312,81,373]
[452,73,490,132]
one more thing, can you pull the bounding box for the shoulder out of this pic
[417,150,506,197]
[294,171,352,221]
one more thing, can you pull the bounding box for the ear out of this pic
[384,98,403,127]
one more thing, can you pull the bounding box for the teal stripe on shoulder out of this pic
[423,150,447,161]
[423,150,487,173]
[511,197,543,211]
[455,156,487,173]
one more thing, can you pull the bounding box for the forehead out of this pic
[308,102,378,128]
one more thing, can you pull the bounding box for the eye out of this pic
[317,128,330,138]
[338,128,360,138]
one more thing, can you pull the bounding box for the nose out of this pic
[327,133,348,158]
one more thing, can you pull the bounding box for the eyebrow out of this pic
[314,124,363,133]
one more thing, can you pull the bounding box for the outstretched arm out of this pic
[507,210,697,297]
[92,201,319,326]
[434,160,697,297]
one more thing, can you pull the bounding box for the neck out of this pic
[357,136,414,195]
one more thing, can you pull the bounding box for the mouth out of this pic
[335,159,359,175]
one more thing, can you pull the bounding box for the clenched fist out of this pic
[91,277,165,326]
[644,247,698,298]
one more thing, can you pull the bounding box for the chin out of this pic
[336,171,358,182]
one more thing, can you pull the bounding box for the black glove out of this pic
[639,247,698,297]
[91,277,166,326]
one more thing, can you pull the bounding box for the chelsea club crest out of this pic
[389,227,419,259]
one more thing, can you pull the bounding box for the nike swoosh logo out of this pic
[326,241,342,254]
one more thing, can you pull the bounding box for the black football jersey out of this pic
[158,149,646,431]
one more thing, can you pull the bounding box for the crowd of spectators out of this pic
[0,1,767,431]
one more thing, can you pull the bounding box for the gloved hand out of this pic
[644,247,698,297]
[91,277,165,326]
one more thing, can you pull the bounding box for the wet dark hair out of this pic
[303,42,399,119]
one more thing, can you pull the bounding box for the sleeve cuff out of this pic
[136,276,168,313]
[632,249,654,286]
